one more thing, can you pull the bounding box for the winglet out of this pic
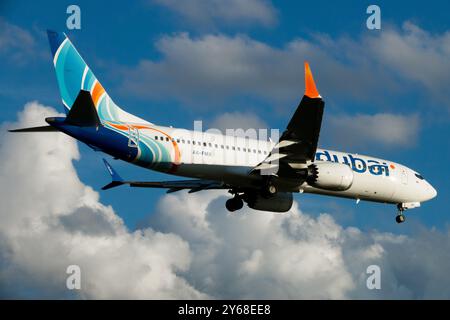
[102,159,125,190]
[304,61,321,99]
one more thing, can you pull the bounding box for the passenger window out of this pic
[232,146,235,150]
[208,143,212,147]
[182,139,185,143]
[154,136,158,140]
[226,146,229,150]
[203,142,207,147]
[193,141,196,145]
[221,145,224,149]
[176,139,180,143]
[258,150,261,154]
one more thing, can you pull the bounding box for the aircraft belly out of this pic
[352,172,396,202]
[170,163,260,187]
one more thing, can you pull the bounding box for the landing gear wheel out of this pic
[396,214,406,224]
[225,199,235,212]
[396,203,407,224]
[268,184,277,195]
[262,182,277,198]
[225,197,244,212]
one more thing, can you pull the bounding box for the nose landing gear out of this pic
[396,204,407,224]
[396,212,406,223]
[395,202,421,224]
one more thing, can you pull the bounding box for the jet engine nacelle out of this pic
[246,192,293,213]
[307,161,354,191]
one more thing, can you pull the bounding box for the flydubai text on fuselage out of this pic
[10,30,437,224]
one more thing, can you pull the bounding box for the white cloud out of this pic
[325,113,420,149]
[149,192,450,299]
[0,102,205,299]
[1,102,449,299]
[117,32,390,107]
[152,0,277,28]
[207,110,419,150]
[0,19,40,64]
[119,23,450,112]
[151,194,355,299]
[369,22,450,103]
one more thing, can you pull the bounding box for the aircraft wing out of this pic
[254,62,324,174]
[102,159,228,193]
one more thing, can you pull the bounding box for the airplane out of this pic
[9,30,437,224]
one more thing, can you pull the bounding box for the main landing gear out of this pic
[225,178,279,212]
[262,179,277,198]
[226,195,244,212]
[396,204,406,224]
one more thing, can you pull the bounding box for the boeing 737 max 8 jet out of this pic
[10,31,437,224]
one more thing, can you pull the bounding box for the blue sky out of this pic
[1,0,449,234]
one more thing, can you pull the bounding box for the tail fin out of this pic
[47,30,148,124]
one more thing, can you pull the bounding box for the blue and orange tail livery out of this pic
[47,30,146,124]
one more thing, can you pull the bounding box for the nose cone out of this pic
[424,182,437,201]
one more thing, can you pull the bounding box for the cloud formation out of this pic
[208,110,420,150]
[119,22,450,113]
[0,102,204,299]
[0,19,42,64]
[152,0,277,28]
[149,191,450,299]
[325,113,420,149]
[369,22,450,105]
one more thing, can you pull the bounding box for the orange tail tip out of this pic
[304,61,321,98]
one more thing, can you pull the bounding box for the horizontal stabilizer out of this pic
[102,158,125,190]
[9,125,59,133]
[102,180,125,190]
[101,159,228,193]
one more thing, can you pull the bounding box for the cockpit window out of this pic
[415,173,424,180]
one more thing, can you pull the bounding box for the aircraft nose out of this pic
[424,182,437,201]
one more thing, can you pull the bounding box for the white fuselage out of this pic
[130,123,437,205]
